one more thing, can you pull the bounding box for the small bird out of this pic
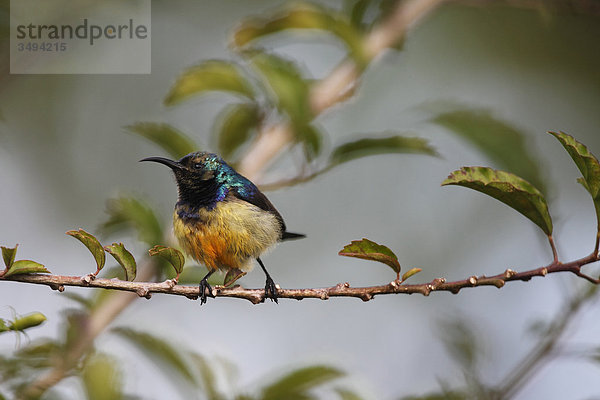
[141,152,304,304]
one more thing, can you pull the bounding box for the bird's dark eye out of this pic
[193,163,202,170]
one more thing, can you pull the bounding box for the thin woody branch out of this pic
[3,252,598,305]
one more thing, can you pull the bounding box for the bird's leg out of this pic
[257,257,278,303]
[199,270,215,305]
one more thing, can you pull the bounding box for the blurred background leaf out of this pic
[111,328,200,395]
[82,353,125,400]
[214,102,261,161]
[99,195,163,246]
[432,108,545,193]
[261,365,345,400]
[330,135,438,166]
[126,122,198,160]
[164,60,255,106]
[250,52,311,124]
[233,2,367,66]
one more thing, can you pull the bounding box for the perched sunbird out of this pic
[141,152,304,304]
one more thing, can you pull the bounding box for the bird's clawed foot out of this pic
[257,257,279,303]
[199,278,213,305]
[199,270,215,305]
[264,275,279,303]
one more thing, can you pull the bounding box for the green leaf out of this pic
[339,238,401,277]
[250,52,311,127]
[4,260,50,277]
[66,229,106,274]
[164,60,254,106]
[100,195,163,246]
[299,124,323,161]
[549,131,600,198]
[148,245,185,276]
[63,292,94,310]
[14,339,61,359]
[189,353,223,400]
[442,167,553,235]
[432,109,545,193]
[401,268,422,282]
[439,318,480,371]
[233,3,367,66]
[104,243,137,281]
[335,388,365,400]
[262,365,344,400]
[1,244,17,268]
[9,312,46,331]
[578,178,600,227]
[126,122,197,160]
[112,328,197,387]
[330,135,438,166]
[224,268,246,287]
[345,0,371,30]
[344,0,404,48]
[401,390,468,400]
[214,103,261,160]
[0,319,9,333]
[82,354,124,400]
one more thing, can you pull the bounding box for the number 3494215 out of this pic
[16,42,67,52]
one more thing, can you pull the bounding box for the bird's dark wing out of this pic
[232,186,287,231]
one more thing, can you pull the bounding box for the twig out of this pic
[3,252,599,306]
[492,284,599,400]
[548,235,559,263]
[259,164,334,191]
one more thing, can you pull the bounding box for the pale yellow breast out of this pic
[173,198,282,272]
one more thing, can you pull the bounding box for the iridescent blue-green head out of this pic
[141,152,257,210]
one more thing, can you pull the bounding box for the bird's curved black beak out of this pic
[139,156,183,170]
